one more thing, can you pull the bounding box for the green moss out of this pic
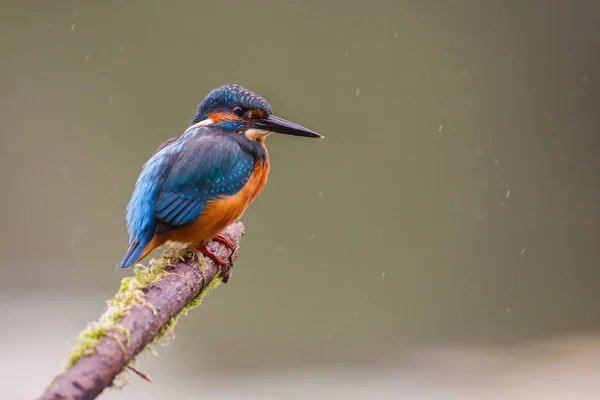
[116,323,131,347]
[63,242,215,369]
[105,332,127,358]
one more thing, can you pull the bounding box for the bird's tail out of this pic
[118,241,146,269]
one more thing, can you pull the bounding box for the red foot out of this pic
[195,241,232,283]
[196,242,224,265]
[213,235,237,268]
[213,234,236,252]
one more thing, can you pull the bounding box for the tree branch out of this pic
[40,222,245,400]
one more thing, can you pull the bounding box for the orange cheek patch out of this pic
[208,112,240,123]
[246,110,264,119]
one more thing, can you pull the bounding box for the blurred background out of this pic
[2,0,600,398]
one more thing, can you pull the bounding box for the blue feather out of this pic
[154,133,255,232]
[189,85,272,126]
[118,242,145,271]
[157,196,188,220]
[174,201,204,225]
[119,142,182,269]
[119,130,257,269]
[155,192,177,212]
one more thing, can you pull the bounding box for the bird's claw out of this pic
[196,236,236,283]
[195,242,230,282]
[213,234,237,266]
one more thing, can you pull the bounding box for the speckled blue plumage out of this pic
[153,134,256,233]
[119,129,261,269]
[190,84,272,125]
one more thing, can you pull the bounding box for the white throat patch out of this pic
[244,128,273,141]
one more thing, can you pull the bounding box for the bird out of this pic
[118,84,323,276]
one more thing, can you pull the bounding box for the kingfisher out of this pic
[118,84,323,274]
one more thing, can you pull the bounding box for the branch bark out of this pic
[40,222,245,400]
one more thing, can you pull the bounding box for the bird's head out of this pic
[187,84,323,141]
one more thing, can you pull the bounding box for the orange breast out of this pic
[161,157,270,245]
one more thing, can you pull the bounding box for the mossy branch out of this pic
[40,222,245,400]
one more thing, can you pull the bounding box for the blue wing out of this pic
[153,134,255,233]
[118,133,254,269]
[119,140,182,269]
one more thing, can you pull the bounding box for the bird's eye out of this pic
[233,106,244,117]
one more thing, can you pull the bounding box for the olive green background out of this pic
[1,1,600,399]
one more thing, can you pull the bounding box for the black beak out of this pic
[251,115,324,139]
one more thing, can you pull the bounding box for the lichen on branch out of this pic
[65,243,200,369]
[41,222,244,400]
